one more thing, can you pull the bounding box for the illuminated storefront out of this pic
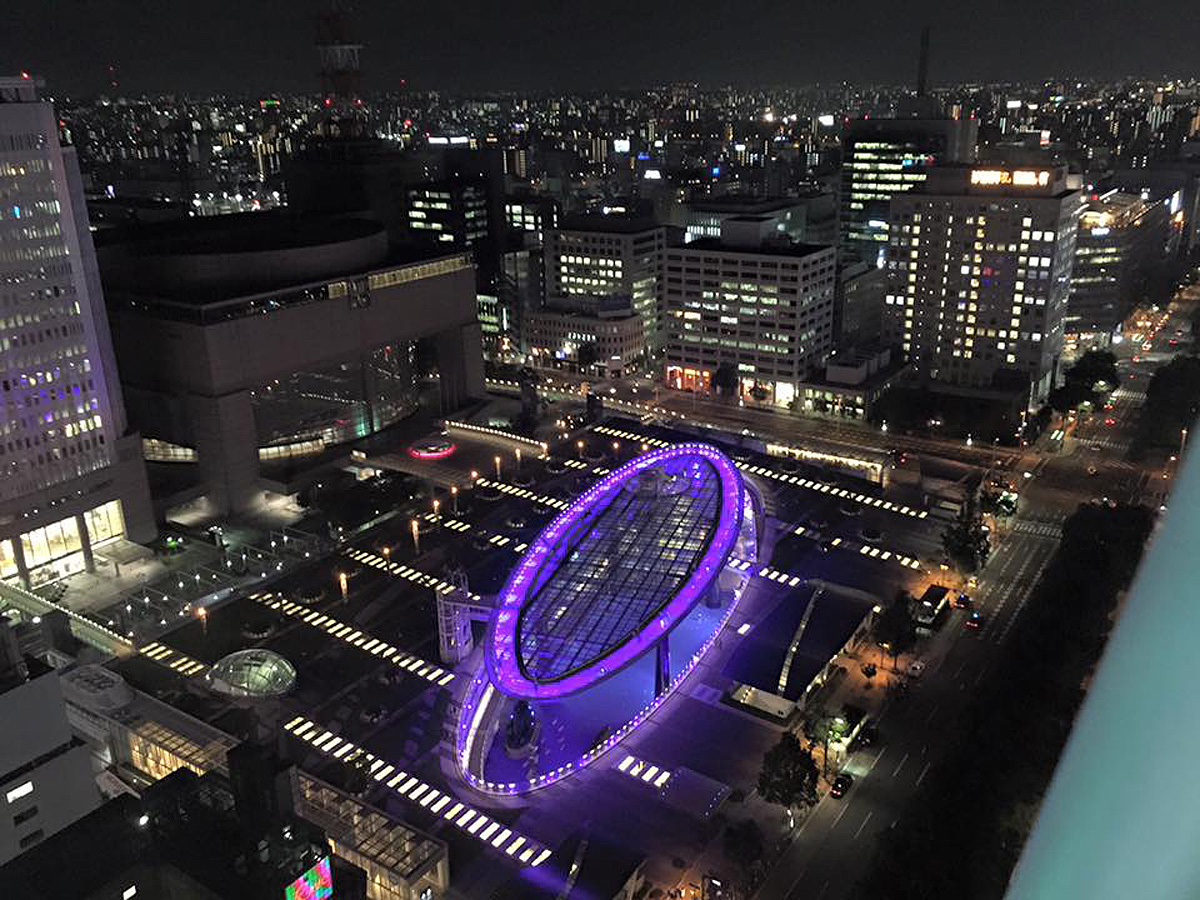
[0,499,125,587]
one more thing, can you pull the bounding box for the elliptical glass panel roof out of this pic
[207,648,296,697]
[517,454,721,683]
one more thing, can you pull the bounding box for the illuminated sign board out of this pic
[970,169,1051,187]
[612,138,631,154]
[285,856,333,900]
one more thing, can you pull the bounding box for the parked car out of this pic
[830,773,854,798]
[906,660,927,679]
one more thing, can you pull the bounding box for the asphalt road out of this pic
[752,521,1061,900]
[754,284,1200,899]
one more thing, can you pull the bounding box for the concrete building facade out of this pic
[663,227,837,408]
[883,165,1080,403]
[0,75,154,588]
[544,217,665,360]
[97,213,484,516]
[0,625,100,864]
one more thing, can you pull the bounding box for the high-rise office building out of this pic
[882,164,1080,402]
[664,217,837,407]
[839,114,978,267]
[0,75,154,587]
[1068,190,1171,348]
[0,623,100,864]
[544,216,665,361]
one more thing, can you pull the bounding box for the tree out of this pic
[1066,349,1120,393]
[872,590,917,670]
[576,341,599,374]
[942,496,991,574]
[1132,354,1200,455]
[757,732,819,813]
[722,818,765,870]
[713,361,739,397]
[1049,351,1121,414]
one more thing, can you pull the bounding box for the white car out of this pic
[906,660,927,679]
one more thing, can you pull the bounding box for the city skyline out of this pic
[5,0,1200,96]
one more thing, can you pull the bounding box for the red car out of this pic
[1105,417,1116,427]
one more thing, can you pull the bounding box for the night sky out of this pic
[4,0,1198,96]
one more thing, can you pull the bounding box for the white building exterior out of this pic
[544,217,664,359]
[663,233,836,408]
[882,165,1080,402]
[0,75,153,587]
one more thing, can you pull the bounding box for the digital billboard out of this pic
[284,856,333,900]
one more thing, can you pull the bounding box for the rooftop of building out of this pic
[675,236,832,258]
[0,767,338,900]
[687,194,823,214]
[0,648,52,697]
[557,213,661,235]
[94,210,383,256]
[97,211,470,307]
[723,585,872,701]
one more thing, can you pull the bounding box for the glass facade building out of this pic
[838,116,978,266]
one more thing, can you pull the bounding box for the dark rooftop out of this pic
[93,210,383,255]
[678,237,833,258]
[724,586,873,701]
[558,214,661,235]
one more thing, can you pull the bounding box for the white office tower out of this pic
[882,164,1080,403]
[0,75,153,588]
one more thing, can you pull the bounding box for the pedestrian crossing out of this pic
[592,424,928,521]
[1010,518,1063,539]
[140,641,208,677]
[791,525,924,570]
[615,752,674,789]
[250,591,455,687]
[474,477,570,511]
[283,715,550,866]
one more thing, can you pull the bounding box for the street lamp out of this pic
[410,518,420,555]
[612,440,620,457]
[433,498,440,524]
[514,447,522,471]
[576,440,585,459]
[381,545,390,560]
[1182,427,1189,457]
[451,484,459,515]
[494,454,502,479]
[197,605,207,636]
[881,420,888,433]
[337,571,348,602]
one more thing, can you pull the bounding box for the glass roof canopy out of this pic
[487,443,746,700]
[518,454,721,683]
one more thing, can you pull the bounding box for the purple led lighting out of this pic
[486,443,745,700]
[455,483,759,796]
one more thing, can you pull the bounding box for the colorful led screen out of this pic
[284,856,333,900]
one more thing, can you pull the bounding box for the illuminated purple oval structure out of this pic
[457,443,759,795]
